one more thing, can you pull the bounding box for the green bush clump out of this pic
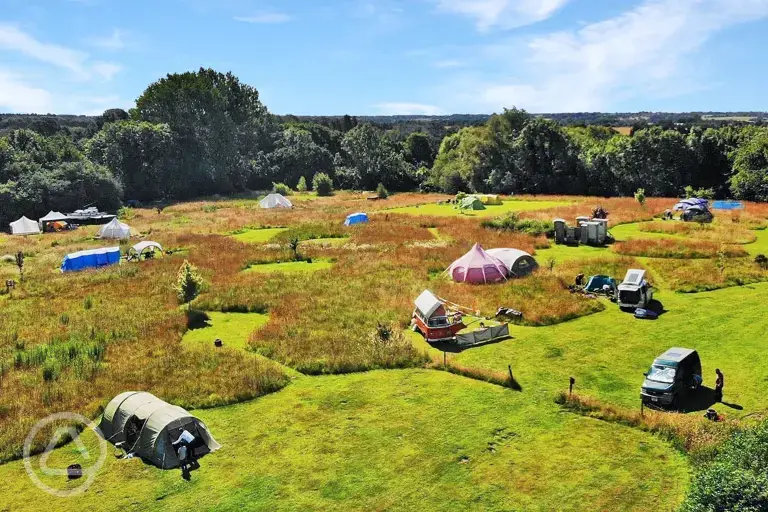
[376,183,389,199]
[296,176,308,192]
[682,421,768,511]
[272,182,292,196]
[312,172,333,196]
[482,212,554,237]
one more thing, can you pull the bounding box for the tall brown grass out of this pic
[615,239,748,259]
[639,221,757,244]
[556,392,737,456]
[651,258,768,292]
[521,197,672,226]
[0,193,657,463]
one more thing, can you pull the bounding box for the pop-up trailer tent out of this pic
[61,247,121,272]
[447,243,508,284]
[260,193,293,209]
[9,216,41,236]
[97,392,221,469]
[98,218,132,240]
[344,212,369,226]
[412,290,466,342]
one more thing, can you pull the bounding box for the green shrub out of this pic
[117,206,134,220]
[312,172,333,196]
[272,182,292,196]
[376,183,389,199]
[682,421,768,511]
[296,176,308,192]
[481,212,554,237]
[684,185,716,200]
[634,188,646,206]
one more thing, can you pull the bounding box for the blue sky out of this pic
[1,0,768,115]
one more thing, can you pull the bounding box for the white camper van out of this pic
[617,269,654,309]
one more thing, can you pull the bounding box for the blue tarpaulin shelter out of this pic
[712,200,745,210]
[344,213,369,226]
[62,247,121,272]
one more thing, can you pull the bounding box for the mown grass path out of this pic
[1,371,689,512]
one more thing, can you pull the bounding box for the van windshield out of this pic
[428,317,449,328]
[647,365,676,384]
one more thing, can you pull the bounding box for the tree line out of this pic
[3,68,768,228]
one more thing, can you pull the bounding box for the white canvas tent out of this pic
[98,218,132,240]
[259,193,293,209]
[10,216,41,236]
[39,211,68,223]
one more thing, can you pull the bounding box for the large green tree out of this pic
[135,68,276,196]
[253,128,333,189]
[87,121,178,201]
[730,131,768,201]
[336,124,412,191]
[0,130,122,226]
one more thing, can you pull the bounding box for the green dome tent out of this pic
[97,392,220,469]
[459,196,486,211]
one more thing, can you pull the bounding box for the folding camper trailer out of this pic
[411,290,465,342]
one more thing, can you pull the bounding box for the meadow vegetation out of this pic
[614,238,748,259]
[3,192,768,509]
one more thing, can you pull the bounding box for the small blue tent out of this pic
[344,213,369,226]
[62,247,121,272]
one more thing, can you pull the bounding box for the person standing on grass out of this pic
[715,369,724,402]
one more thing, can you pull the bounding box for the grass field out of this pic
[3,193,768,510]
[385,199,572,217]
[244,258,335,274]
[231,227,288,244]
[1,371,689,512]
[181,312,270,351]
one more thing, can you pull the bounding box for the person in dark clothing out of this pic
[714,369,724,402]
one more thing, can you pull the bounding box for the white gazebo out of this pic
[10,216,41,236]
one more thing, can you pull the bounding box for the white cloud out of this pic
[0,24,89,77]
[0,72,52,113]
[0,24,123,81]
[89,29,128,50]
[466,0,768,112]
[234,13,293,24]
[375,102,443,115]
[434,0,571,31]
